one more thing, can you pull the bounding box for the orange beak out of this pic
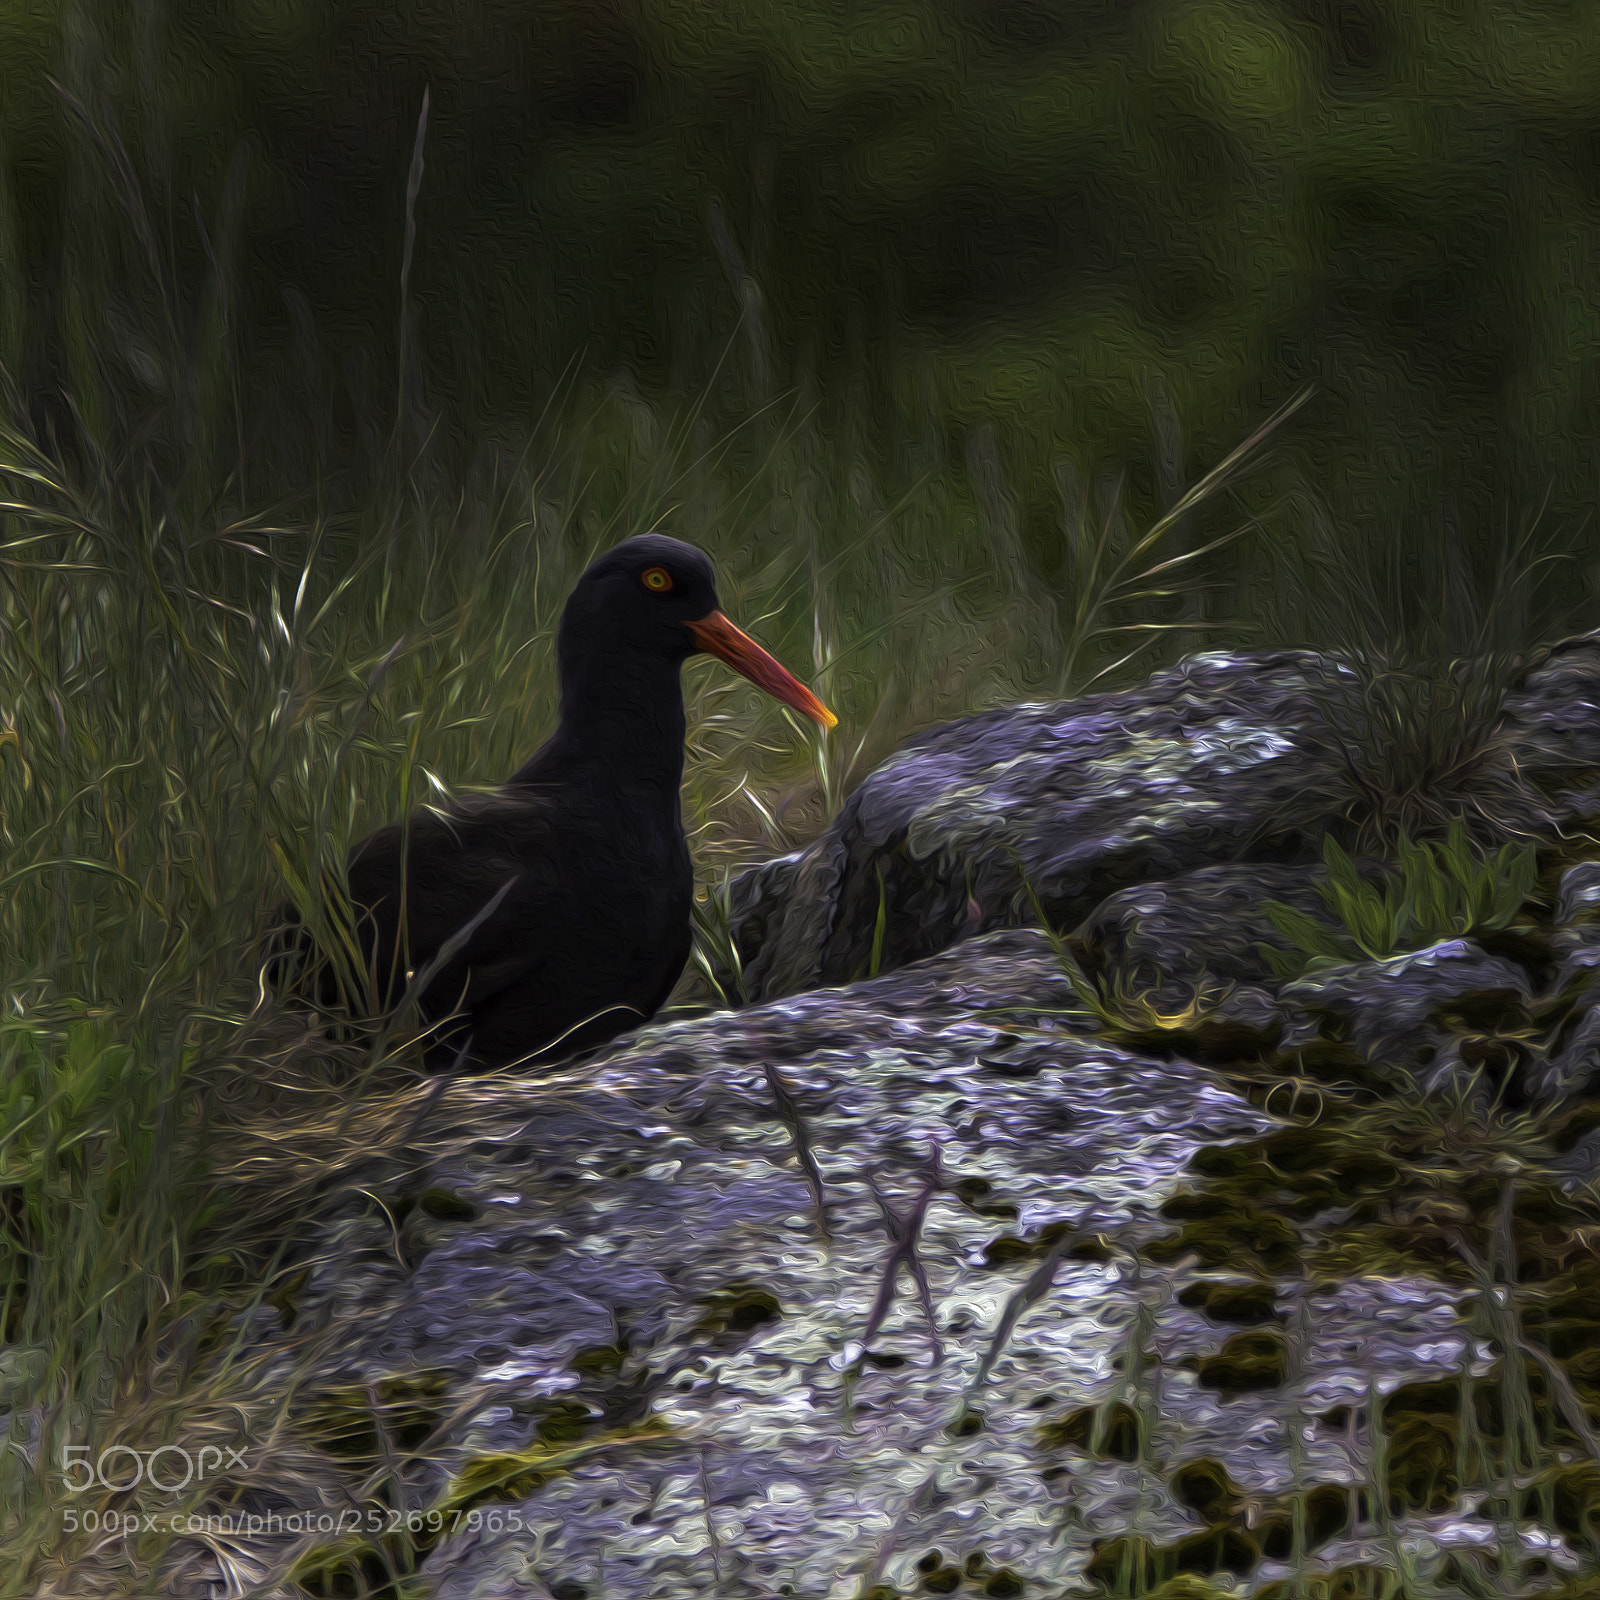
[686,611,838,729]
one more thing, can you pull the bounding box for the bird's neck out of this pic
[514,649,688,799]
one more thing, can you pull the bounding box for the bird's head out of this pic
[563,534,837,728]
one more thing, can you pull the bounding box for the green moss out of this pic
[569,1342,627,1377]
[1039,1401,1142,1461]
[1170,1524,1258,1578]
[1176,1279,1281,1325]
[1069,1233,1116,1262]
[533,1399,595,1446]
[1531,1576,1600,1600]
[1518,1462,1600,1546]
[1058,912,1600,1579]
[1090,1476,1372,1596]
[1347,1372,1573,1514]
[1143,1581,1238,1600]
[1170,1458,1238,1522]
[1192,1127,1398,1198]
[1386,1410,1460,1516]
[1161,1192,1243,1219]
[1087,1526,1258,1593]
[1195,1327,1288,1396]
[953,1175,1020,1221]
[1319,1365,1591,1483]
[1184,1146,1275,1184]
[948,1408,986,1438]
[696,1284,782,1337]
[1146,1198,1300,1275]
[1254,1485,1355,1557]
[1085,1536,1165,1593]
[1253,1568,1395,1600]
[1172,1098,1600,1296]
[982,1220,1107,1269]
[1515,1185,1580,1227]
[1252,1126,1333,1173]
[1301,1484,1357,1548]
[418,1187,479,1221]
[1377,1376,1459,1419]
[983,1234,1040,1270]
[1520,1306,1600,1362]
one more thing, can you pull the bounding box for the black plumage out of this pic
[277,534,834,1067]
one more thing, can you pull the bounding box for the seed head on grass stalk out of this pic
[1055,387,1313,695]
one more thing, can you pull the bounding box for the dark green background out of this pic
[2,0,1597,582]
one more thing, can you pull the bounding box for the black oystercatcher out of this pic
[280,534,834,1067]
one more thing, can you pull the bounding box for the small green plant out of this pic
[1261,820,1538,977]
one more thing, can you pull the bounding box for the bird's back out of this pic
[289,775,693,1067]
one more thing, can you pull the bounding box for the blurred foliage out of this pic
[1,0,1598,623]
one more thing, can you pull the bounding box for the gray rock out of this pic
[1552,860,1600,990]
[1498,631,1600,808]
[1075,860,1386,1004]
[1278,940,1531,1077]
[1555,860,1600,931]
[1526,861,1600,1101]
[730,651,1356,1002]
[220,930,1503,1599]
[726,635,1600,1006]
[1209,982,1308,1045]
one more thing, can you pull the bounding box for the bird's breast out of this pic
[557,801,690,930]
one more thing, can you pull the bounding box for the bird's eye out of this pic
[641,567,673,592]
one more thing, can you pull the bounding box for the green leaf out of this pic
[1271,824,1540,979]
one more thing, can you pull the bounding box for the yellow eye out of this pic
[641,567,673,592]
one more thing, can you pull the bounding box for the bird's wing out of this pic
[344,791,559,1010]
